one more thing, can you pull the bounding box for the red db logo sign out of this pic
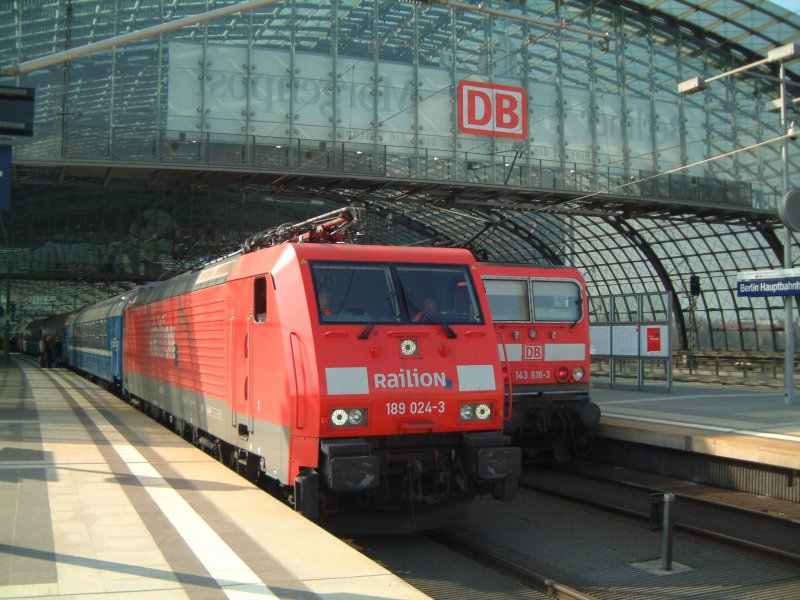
[458,80,527,139]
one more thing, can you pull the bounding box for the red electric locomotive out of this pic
[479,263,601,462]
[122,208,520,529]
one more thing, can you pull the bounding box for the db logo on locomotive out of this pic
[523,345,543,360]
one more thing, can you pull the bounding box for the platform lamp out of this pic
[679,43,800,404]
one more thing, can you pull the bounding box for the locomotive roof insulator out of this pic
[242,206,364,253]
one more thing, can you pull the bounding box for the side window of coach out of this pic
[254,277,267,323]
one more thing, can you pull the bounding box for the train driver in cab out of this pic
[318,287,334,317]
[412,297,440,322]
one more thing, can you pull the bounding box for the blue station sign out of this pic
[736,268,800,297]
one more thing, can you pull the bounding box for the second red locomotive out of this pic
[479,263,601,462]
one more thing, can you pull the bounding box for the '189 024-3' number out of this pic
[386,401,445,415]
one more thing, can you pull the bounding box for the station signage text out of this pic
[736,268,800,297]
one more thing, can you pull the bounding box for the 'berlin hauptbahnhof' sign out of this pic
[736,268,800,297]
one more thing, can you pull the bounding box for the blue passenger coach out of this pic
[69,292,135,387]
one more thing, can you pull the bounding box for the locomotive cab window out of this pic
[254,276,267,323]
[484,279,530,321]
[311,261,482,324]
[312,262,399,323]
[531,280,582,322]
[395,264,483,324]
[486,278,582,323]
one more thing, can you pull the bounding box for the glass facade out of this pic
[2,0,796,206]
[1,0,800,355]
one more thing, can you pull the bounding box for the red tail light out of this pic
[555,366,570,382]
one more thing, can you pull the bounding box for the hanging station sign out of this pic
[736,268,800,297]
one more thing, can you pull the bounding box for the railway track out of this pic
[523,460,800,564]
[427,529,597,600]
[346,529,593,600]
[352,463,800,599]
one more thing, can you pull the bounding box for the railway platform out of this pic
[590,382,800,471]
[0,355,430,599]
[446,381,800,600]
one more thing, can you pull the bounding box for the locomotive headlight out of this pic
[573,366,585,381]
[330,408,369,427]
[348,408,365,426]
[475,403,491,420]
[460,403,492,421]
[331,409,349,426]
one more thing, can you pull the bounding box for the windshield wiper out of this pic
[417,313,457,338]
[358,318,377,339]
[439,319,457,338]
[358,290,400,339]
[570,297,583,329]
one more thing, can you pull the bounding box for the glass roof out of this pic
[2,1,800,74]
[640,0,800,64]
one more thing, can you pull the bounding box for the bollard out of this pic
[638,492,686,575]
[649,493,663,531]
[660,492,675,571]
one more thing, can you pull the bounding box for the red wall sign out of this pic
[646,327,661,353]
[458,80,527,139]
